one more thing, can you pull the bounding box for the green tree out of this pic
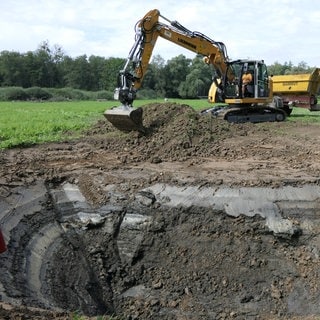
[51,44,67,88]
[178,55,213,98]
[31,41,60,87]
[0,51,28,87]
[64,55,93,90]
[141,55,165,93]
[163,54,191,98]
[88,55,107,91]
[152,55,166,97]
[290,61,313,74]
[103,57,126,92]
[267,61,292,75]
[268,61,313,76]
[179,70,205,98]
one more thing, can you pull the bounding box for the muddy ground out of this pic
[0,102,320,319]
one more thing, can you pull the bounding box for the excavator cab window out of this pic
[257,63,269,97]
[224,62,242,98]
[224,61,256,98]
[224,61,270,99]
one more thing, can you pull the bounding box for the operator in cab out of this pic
[242,70,253,97]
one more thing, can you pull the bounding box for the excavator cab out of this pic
[223,60,270,101]
[214,60,286,122]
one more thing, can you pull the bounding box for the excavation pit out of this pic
[0,102,320,319]
[1,179,320,318]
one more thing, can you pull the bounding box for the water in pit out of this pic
[1,180,320,319]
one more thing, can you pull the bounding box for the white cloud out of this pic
[0,0,319,66]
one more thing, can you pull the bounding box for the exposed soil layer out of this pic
[0,102,320,319]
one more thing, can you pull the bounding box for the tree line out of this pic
[0,41,316,101]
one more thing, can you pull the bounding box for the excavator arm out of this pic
[106,9,229,131]
[125,9,228,90]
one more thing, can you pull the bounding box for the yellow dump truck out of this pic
[272,68,320,115]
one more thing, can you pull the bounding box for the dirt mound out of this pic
[86,102,320,184]
[0,102,320,319]
[87,102,274,163]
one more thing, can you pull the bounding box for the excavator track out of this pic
[104,106,144,132]
[218,106,286,123]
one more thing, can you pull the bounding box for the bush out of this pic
[137,89,158,99]
[69,89,90,100]
[3,87,30,101]
[52,87,74,100]
[0,86,115,101]
[47,88,92,101]
[96,90,113,100]
[25,87,52,100]
[0,88,6,101]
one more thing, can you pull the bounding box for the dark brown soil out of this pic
[0,102,320,319]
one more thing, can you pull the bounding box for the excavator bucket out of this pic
[104,105,143,132]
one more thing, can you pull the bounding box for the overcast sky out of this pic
[1,0,319,66]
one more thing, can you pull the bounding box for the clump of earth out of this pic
[0,102,320,319]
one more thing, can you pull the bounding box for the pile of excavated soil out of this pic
[86,103,320,175]
[0,102,320,319]
[88,102,269,163]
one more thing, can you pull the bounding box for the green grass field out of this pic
[0,99,319,149]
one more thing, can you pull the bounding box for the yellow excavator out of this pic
[104,9,286,132]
